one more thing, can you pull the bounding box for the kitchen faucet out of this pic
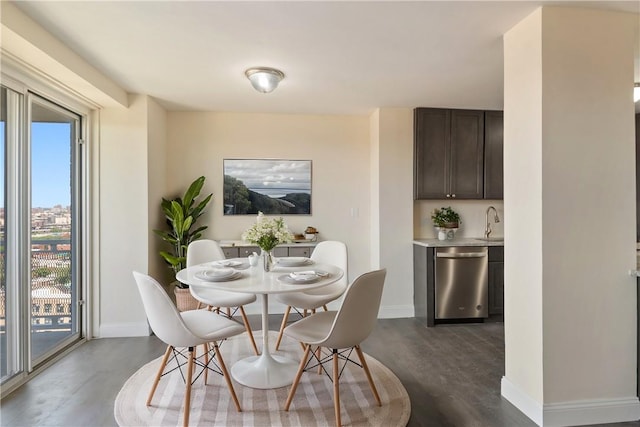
[484,206,500,238]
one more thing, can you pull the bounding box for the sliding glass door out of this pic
[29,96,81,364]
[0,83,85,386]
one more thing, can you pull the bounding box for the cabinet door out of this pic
[273,247,288,257]
[288,246,311,257]
[450,110,484,199]
[222,247,239,259]
[414,108,450,199]
[238,246,260,257]
[488,261,504,315]
[484,110,504,199]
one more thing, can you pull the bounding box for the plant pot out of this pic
[443,222,459,229]
[174,286,199,312]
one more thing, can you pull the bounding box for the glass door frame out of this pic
[27,92,83,369]
[0,69,92,396]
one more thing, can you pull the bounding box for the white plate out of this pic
[276,257,313,267]
[278,273,319,284]
[195,268,236,281]
[212,260,243,267]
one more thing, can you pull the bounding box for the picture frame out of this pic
[223,159,312,215]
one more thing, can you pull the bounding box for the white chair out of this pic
[274,240,348,351]
[283,269,387,427]
[133,271,245,427]
[186,239,259,355]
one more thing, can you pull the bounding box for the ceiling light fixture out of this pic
[635,83,640,103]
[245,67,285,93]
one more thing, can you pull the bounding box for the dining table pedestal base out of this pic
[231,352,298,389]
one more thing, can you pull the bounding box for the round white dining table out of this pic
[176,257,344,389]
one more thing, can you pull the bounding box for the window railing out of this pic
[0,239,72,333]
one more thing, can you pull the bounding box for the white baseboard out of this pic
[501,376,640,427]
[543,397,640,426]
[501,376,543,425]
[99,321,151,337]
[378,304,414,319]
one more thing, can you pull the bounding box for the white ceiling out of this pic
[10,1,640,115]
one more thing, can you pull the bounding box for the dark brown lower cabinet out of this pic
[488,247,504,315]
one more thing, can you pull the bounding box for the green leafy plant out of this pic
[154,176,212,287]
[431,206,461,228]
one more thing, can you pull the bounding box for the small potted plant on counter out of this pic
[431,206,461,240]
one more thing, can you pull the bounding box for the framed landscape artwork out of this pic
[223,159,312,215]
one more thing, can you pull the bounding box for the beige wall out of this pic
[146,97,168,284]
[503,7,639,425]
[503,6,545,410]
[164,111,406,313]
[97,95,153,337]
[376,108,415,315]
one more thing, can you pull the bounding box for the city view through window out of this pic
[0,100,79,381]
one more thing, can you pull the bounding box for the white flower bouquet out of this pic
[242,211,294,252]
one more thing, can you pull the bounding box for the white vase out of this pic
[437,229,447,241]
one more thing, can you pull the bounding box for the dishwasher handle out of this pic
[436,252,487,259]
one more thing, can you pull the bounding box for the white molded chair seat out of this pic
[190,286,256,309]
[274,283,344,309]
[186,239,259,355]
[283,269,387,427]
[274,240,348,350]
[133,271,245,427]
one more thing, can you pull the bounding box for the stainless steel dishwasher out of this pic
[435,246,488,319]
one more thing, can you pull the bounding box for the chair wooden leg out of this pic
[213,341,242,412]
[203,343,209,384]
[285,344,311,411]
[226,307,231,316]
[311,308,316,314]
[315,346,322,374]
[184,347,195,427]
[333,349,342,427]
[146,345,172,406]
[355,345,381,406]
[275,306,291,351]
[196,301,202,310]
[239,306,259,355]
[323,304,328,311]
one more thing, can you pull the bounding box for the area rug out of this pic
[114,331,410,426]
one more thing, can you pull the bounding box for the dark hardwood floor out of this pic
[1,316,638,426]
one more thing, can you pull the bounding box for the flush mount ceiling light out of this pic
[635,83,640,103]
[245,67,285,93]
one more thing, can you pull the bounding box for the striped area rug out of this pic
[114,331,410,426]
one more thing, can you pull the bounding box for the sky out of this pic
[224,159,311,198]
[0,122,71,209]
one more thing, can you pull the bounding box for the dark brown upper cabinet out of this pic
[484,110,504,199]
[414,108,485,199]
[414,107,504,200]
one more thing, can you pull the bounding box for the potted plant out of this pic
[431,206,460,240]
[154,176,212,310]
[431,206,460,228]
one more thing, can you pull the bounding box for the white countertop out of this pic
[413,238,504,247]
